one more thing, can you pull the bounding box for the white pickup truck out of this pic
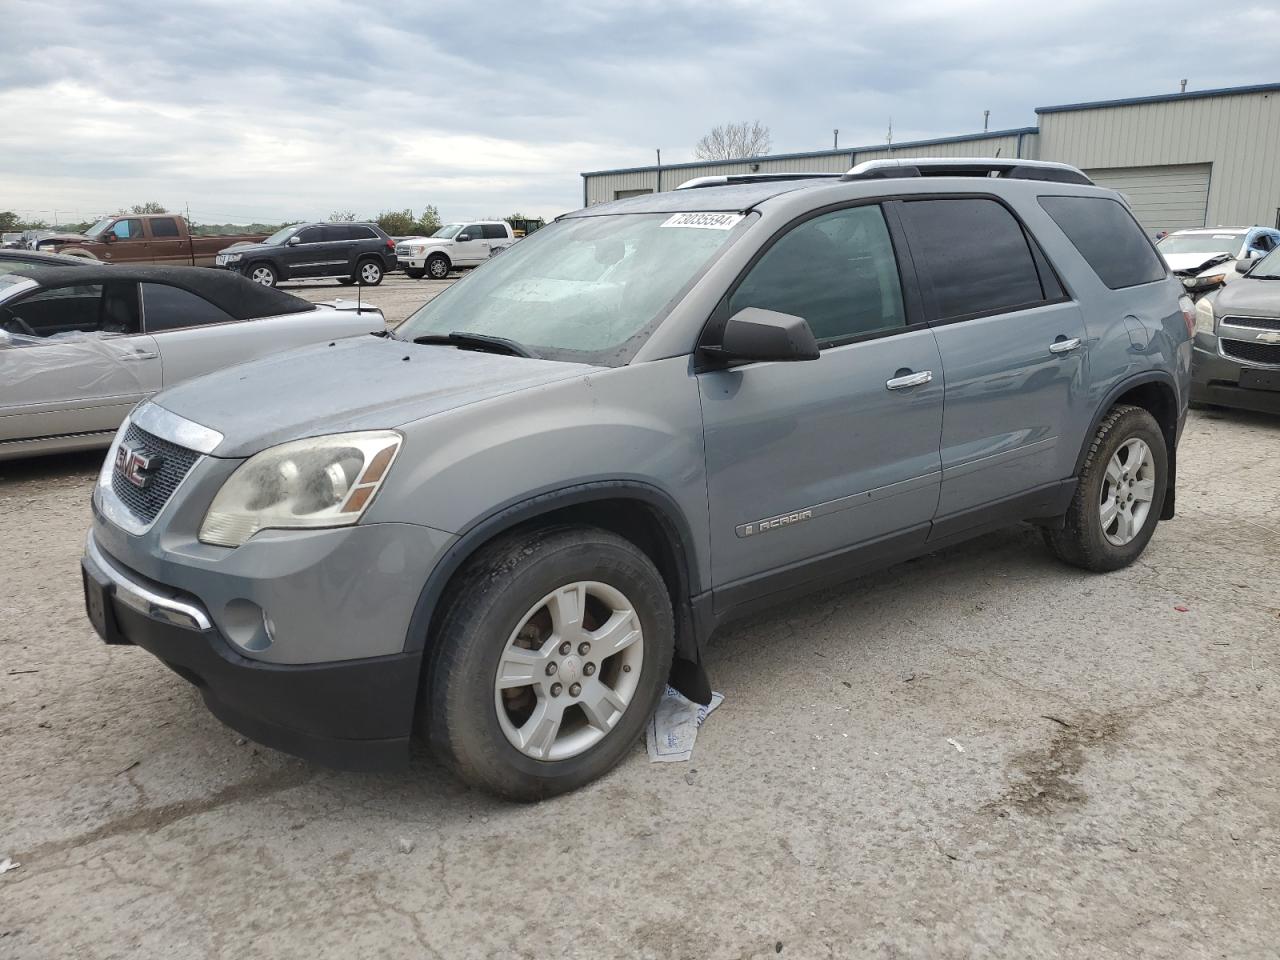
[396,221,517,279]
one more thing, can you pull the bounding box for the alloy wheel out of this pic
[250,266,274,286]
[360,262,381,283]
[493,581,644,761]
[1099,437,1156,546]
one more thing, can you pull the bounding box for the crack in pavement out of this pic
[13,764,316,866]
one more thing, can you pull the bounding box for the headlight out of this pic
[411,245,426,256]
[1194,297,1216,336]
[223,252,242,263]
[1183,273,1226,290]
[199,431,402,547]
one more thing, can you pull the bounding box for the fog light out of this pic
[223,598,274,652]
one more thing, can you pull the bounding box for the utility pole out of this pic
[886,118,893,155]
[655,148,662,193]
[833,129,839,150]
[983,109,990,132]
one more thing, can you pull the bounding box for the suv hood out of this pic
[150,335,598,458]
[1212,276,1280,319]
[218,240,278,256]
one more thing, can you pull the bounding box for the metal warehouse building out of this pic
[580,82,1280,234]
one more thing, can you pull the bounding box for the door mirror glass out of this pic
[706,307,820,364]
[1234,258,1254,274]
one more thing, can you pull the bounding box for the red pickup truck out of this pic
[43,215,267,267]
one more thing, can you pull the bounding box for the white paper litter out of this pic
[0,857,20,875]
[646,685,724,762]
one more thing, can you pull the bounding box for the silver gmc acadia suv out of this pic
[81,158,1193,800]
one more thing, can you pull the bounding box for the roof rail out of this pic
[841,157,1093,186]
[675,172,843,190]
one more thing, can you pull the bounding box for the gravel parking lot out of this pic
[279,272,456,326]
[2,408,1277,959]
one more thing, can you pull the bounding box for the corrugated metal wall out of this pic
[583,133,1035,205]
[1039,90,1280,227]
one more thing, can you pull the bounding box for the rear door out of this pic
[452,224,490,265]
[698,202,944,608]
[146,216,188,265]
[482,223,514,257]
[0,280,160,443]
[895,196,1089,532]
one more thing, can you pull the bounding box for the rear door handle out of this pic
[120,351,158,361]
[886,370,933,390]
[1049,337,1082,354]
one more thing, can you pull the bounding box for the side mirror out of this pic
[456,234,471,242]
[287,235,301,246]
[703,307,820,364]
[102,232,116,243]
[1234,258,1254,274]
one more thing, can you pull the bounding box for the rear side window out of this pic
[899,198,1047,320]
[347,225,377,241]
[150,218,180,238]
[482,224,509,240]
[1038,196,1166,289]
[141,283,236,332]
[730,204,906,344]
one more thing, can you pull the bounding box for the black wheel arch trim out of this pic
[1076,369,1182,519]
[402,481,706,688]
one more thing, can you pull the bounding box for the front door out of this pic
[0,280,160,443]
[281,225,332,278]
[698,203,944,610]
[453,224,491,265]
[895,196,1090,526]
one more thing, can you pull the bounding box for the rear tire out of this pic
[247,262,277,287]
[356,258,383,285]
[426,253,450,279]
[405,267,425,279]
[1043,404,1167,572]
[425,526,674,801]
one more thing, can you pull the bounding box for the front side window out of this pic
[110,219,143,240]
[262,226,297,246]
[398,212,745,365]
[141,283,236,332]
[900,198,1046,319]
[296,227,324,244]
[460,225,485,240]
[150,218,180,238]
[729,205,906,343]
[1,282,141,338]
[1043,196,1167,290]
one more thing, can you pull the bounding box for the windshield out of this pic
[1248,247,1280,279]
[83,218,113,238]
[432,224,464,239]
[398,212,746,365]
[1157,233,1242,256]
[262,226,298,246]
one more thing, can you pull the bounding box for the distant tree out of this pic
[694,121,772,161]
[0,211,19,231]
[130,201,168,214]
[417,204,441,235]
[375,209,418,235]
[328,210,357,222]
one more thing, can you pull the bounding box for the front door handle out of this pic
[886,370,933,390]
[1049,337,1082,355]
[120,351,158,361]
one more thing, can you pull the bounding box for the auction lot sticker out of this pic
[661,212,744,230]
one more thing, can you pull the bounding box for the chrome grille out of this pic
[1221,315,1280,331]
[1221,339,1280,366]
[110,423,201,524]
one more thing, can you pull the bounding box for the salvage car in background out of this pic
[1191,246,1280,413]
[0,265,384,460]
[397,221,517,279]
[215,222,397,287]
[1157,226,1280,297]
[39,214,268,267]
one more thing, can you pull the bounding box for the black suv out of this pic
[215,222,397,287]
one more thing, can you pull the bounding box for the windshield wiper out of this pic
[412,331,539,359]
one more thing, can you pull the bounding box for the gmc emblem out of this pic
[115,443,162,490]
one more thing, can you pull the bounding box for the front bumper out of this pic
[1191,337,1280,414]
[82,531,421,770]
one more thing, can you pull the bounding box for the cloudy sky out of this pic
[3,0,1278,226]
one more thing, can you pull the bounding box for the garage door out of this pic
[1083,163,1211,234]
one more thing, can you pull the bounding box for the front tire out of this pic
[247,262,277,287]
[356,258,383,285]
[1043,404,1167,572]
[426,253,450,279]
[425,526,674,801]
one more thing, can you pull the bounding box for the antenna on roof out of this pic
[983,109,990,132]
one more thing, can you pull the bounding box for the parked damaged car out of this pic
[0,265,385,460]
[1157,226,1280,298]
[1191,246,1280,413]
